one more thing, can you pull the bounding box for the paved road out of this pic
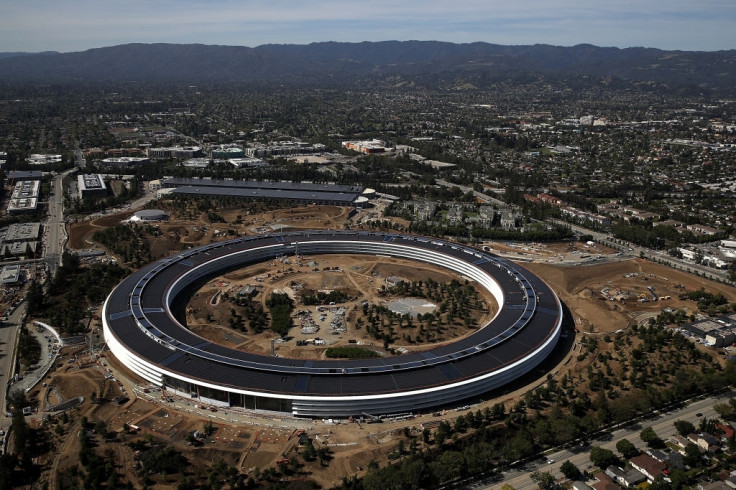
[422,181,728,284]
[128,188,158,210]
[553,220,729,283]
[43,168,74,269]
[0,303,29,444]
[435,179,507,207]
[0,163,73,444]
[482,392,731,489]
[11,322,60,399]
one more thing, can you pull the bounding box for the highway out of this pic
[554,220,729,283]
[43,167,75,269]
[479,391,732,489]
[1,156,75,443]
[435,179,507,207]
[433,179,729,284]
[0,303,28,448]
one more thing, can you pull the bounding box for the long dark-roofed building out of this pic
[103,230,563,418]
[162,178,364,206]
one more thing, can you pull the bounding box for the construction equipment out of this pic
[362,412,383,424]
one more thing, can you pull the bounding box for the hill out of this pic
[0,41,734,94]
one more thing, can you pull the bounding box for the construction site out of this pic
[9,202,735,488]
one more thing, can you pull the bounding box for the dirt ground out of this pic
[67,204,355,256]
[52,203,736,487]
[527,257,736,333]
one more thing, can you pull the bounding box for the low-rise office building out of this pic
[78,174,108,199]
[7,180,40,215]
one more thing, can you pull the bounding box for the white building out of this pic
[342,139,388,154]
[147,146,203,159]
[0,265,21,284]
[229,157,266,169]
[26,154,62,165]
[100,156,150,167]
[7,180,40,214]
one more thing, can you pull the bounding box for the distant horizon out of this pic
[3,39,734,56]
[1,1,734,53]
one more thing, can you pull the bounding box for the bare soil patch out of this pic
[68,204,354,258]
[526,258,736,333]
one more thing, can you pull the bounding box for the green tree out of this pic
[140,446,188,475]
[95,420,108,439]
[25,280,44,314]
[422,428,430,443]
[454,415,468,433]
[301,439,316,461]
[683,442,701,467]
[530,470,556,489]
[615,438,639,458]
[491,402,506,420]
[317,446,332,466]
[589,446,617,468]
[713,398,736,420]
[184,431,197,445]
[640,426,665,448]
[265,292,294,337]
[673,420,696,436]
[396,439,405,455]
[8,390,29,457]
[560,460,581,480]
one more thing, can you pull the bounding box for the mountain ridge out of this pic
[0,41,734,94]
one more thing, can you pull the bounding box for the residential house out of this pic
[592,472,619,490]
[573,482,594,490]
[630,454,667,482]
[605,465,647,487]
[688,433,721,453]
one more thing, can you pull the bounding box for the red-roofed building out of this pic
[716,423,735,441]
[537,193,564,206]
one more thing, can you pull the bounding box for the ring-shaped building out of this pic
[102,231,562,417]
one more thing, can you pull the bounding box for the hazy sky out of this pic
[1,0,734,53]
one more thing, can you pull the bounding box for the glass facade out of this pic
[164,375,292,413]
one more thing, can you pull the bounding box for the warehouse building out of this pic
[162,178,365,207]
[6,170,42,182]
[99,156,151,168]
